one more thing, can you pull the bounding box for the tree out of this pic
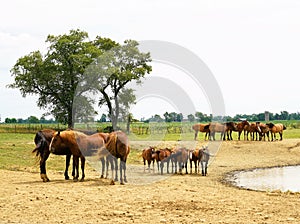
[9,30,151,129]
[187,114,195,122]
[84,40,152,130]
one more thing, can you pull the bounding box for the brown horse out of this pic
[236,120,250,140]
[188,149,199,174]
[258,123,270,141]
[209,123,226,141]
[153,148,172,174]
[198,146,210,176]
[192,123,210,140]
[245,122,261,141]
[170,147,188,174]
[266,123,286,141]
[49,130,106,181]
[142,146,156,172]
[225,122,238,140]
[33,129,73,182]
[100,131,130,184]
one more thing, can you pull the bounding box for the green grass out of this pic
[0,127,299,173]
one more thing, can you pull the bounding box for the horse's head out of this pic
[49,131,65,154]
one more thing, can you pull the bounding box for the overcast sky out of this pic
[1,0,300,121]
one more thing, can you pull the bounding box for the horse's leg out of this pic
[204,161,208,176]
[189,159,192,174]
[119,160,124,185]
[194,160,197,174]
[201,161,205,176]
[185,161,188,174]
[40,150,50,182]
[160,161,164,175]
[100,157,105,178]
[143,158,146,172]
[279,132,283,141]
[166,159,170,174]
[80,156,85,181]
[73,156,79,181]
[147,160,151,171]
[157,160,160,172]
[194,130,198,140]
[64,154,71,180]
[123,159,128,183]
[114,157,118,182]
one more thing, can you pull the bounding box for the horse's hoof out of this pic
[120,182,125,185]
[80,178,84,182]
[110,180,115,185]
[124,178,128,183]
[65,176,70,180]
[100,175,104,179]
[114,178,118,182]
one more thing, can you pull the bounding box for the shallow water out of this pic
[231,165,300,192]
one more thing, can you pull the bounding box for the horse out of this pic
[153,148,172,174]
[225,122,238,140]
[266,123,286,141]
[236,120,250,140]
[99,131,130,184]
[170,147,188,175]
[188,149,199,174]
[192,123,210,141]
[209,123,226,141]
[245,122,261,141]
[32,129,73,182]
[258,123,270,141]
[198,146,210,176]
[49,130,106,181]
[142,146,156,172]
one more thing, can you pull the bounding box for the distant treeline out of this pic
[3,110,299,124]
[145,111,300,123]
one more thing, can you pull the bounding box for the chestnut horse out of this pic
[142,146,156,172]
[192,123,210,141]
[245,122,261,141]
[153,148,172,174]
[258,123,270,141]
[100,131,130,184]
[236,120,250,140]
[266,123,286,141]
[33,129,72,182]
[49,130,106,181]
[188,149,199,174]
[225,122,238,140]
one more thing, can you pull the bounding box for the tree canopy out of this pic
[8,29,152,128]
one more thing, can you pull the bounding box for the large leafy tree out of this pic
[9,30,152,129]
[83,40,152,130]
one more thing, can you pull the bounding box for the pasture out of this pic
[1,130,300,223]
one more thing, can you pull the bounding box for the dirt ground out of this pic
[1,139,300,223]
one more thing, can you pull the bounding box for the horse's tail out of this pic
[283,125,287,130]
[32,131,47,159]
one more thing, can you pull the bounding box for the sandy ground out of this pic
[1,139,300,223]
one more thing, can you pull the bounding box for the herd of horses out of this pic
[31,121,285,184]
[33,129,130,184]
[142,146,210,176]
[192,121,286,141]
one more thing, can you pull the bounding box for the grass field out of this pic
[0,127,299,173]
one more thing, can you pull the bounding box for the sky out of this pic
[1,0,300,121]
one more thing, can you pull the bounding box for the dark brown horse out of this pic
[198,146,210,176]
[266,123,286,141]
[225,122,238,140]
[142,146,156,172]
[33,129,72,182]
[49,130,106,181]
[99,131,130,184]
[192,123,210,140]
[170,147,189,174]
[153,148,172,174]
